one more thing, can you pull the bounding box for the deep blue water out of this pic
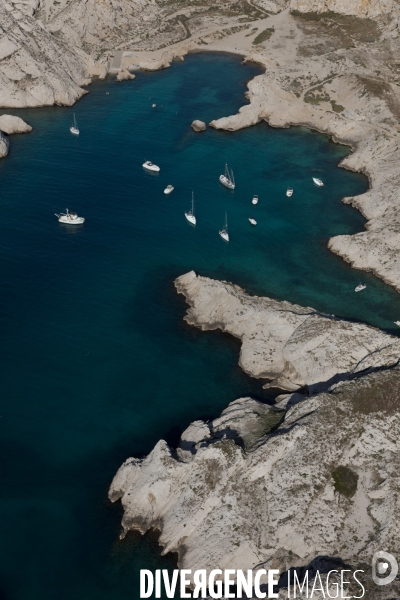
[1,52,400,600]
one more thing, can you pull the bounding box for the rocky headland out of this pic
[175,271,400,392]
[110,272,400,598]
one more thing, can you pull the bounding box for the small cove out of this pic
[1,52,400,600]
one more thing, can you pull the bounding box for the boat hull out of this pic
[58,216,85,224]
[219,230,229,242]
[70,127,79,135]
[164,187,174,194]
[185,213,196,226]
[219,175,235,190]
[312,178,324,187]
[143,162,160,172]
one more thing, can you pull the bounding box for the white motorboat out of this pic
[355,283,367,292]
[185,192,196,226]
[248,218,257,225]
[219,212,229,242]
[70,113,79,135]
[219,164,235,190]
[164,185,174,195]
[286,188,293,197]
[152,104,156,108]
[252,195,259,205]
[143,161,160,172]
[395,321,400,327]
[55,208,85,224]
[312,177,324,187]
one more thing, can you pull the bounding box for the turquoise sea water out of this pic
[2,52,400,600]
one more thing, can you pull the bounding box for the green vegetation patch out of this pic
[290,10,380,49]
[332,465,358,498]
[253,27,275,45]
[331,100,345,113]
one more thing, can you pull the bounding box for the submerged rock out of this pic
[191,120,206,132]
[0,115,32,134]
[0,131,10,158]
[175,271,400,393]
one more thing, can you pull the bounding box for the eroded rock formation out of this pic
[175,271,400,392]
[110,367,400,598]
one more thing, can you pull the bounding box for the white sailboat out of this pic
[355,283,367,292]
[219,212,229,242]
[219,164,235,190]
[70,113,79,135]
[312,177,324,187]
[55,208,85,224]
[185,192,196,226]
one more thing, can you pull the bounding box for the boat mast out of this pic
[231,169,235,186]
[225,212,228,230]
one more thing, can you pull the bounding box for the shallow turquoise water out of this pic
[1,52,400,600]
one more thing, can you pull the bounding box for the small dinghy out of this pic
[286,188,293,197]
[395,321,400,327]
[70,113,79,135]
[143,161,160,172]
[152,104,156,108]
[248,218,257,226]
[355,283,367,292]
[219,212,229,242]
[312,177,324,187]
[185,192,196,226]
[219,164,235,190]
[55,208,85,224]
[164,185,174,195]
[252,195,259,205]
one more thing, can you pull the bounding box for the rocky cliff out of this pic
[175,271,400,392]
[110,367,400,598]
[110,270,400,598]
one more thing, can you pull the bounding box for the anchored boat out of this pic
[219,164,235,190]
[185,192,196,226]
[355,284,367,292]
[70,113,79,136]
[219,212,229,242]
[312,177,324,187]
[286,188,293,197]
[164,185,174,195]
[143,161,160,172]
[248,218,257,226]
[252,195,258,205]
[55,209,85,224]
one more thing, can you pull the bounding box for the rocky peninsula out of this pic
[175,272,400,392]
[110,271,400,598]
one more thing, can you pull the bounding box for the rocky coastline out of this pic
[2,0,400,288]
[110,271,400,598]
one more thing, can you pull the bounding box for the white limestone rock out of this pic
[191,120,206,132]
[0,114,32,133]
[109,366,400,599]
[289,0,394,18]
[174,271,400,392]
